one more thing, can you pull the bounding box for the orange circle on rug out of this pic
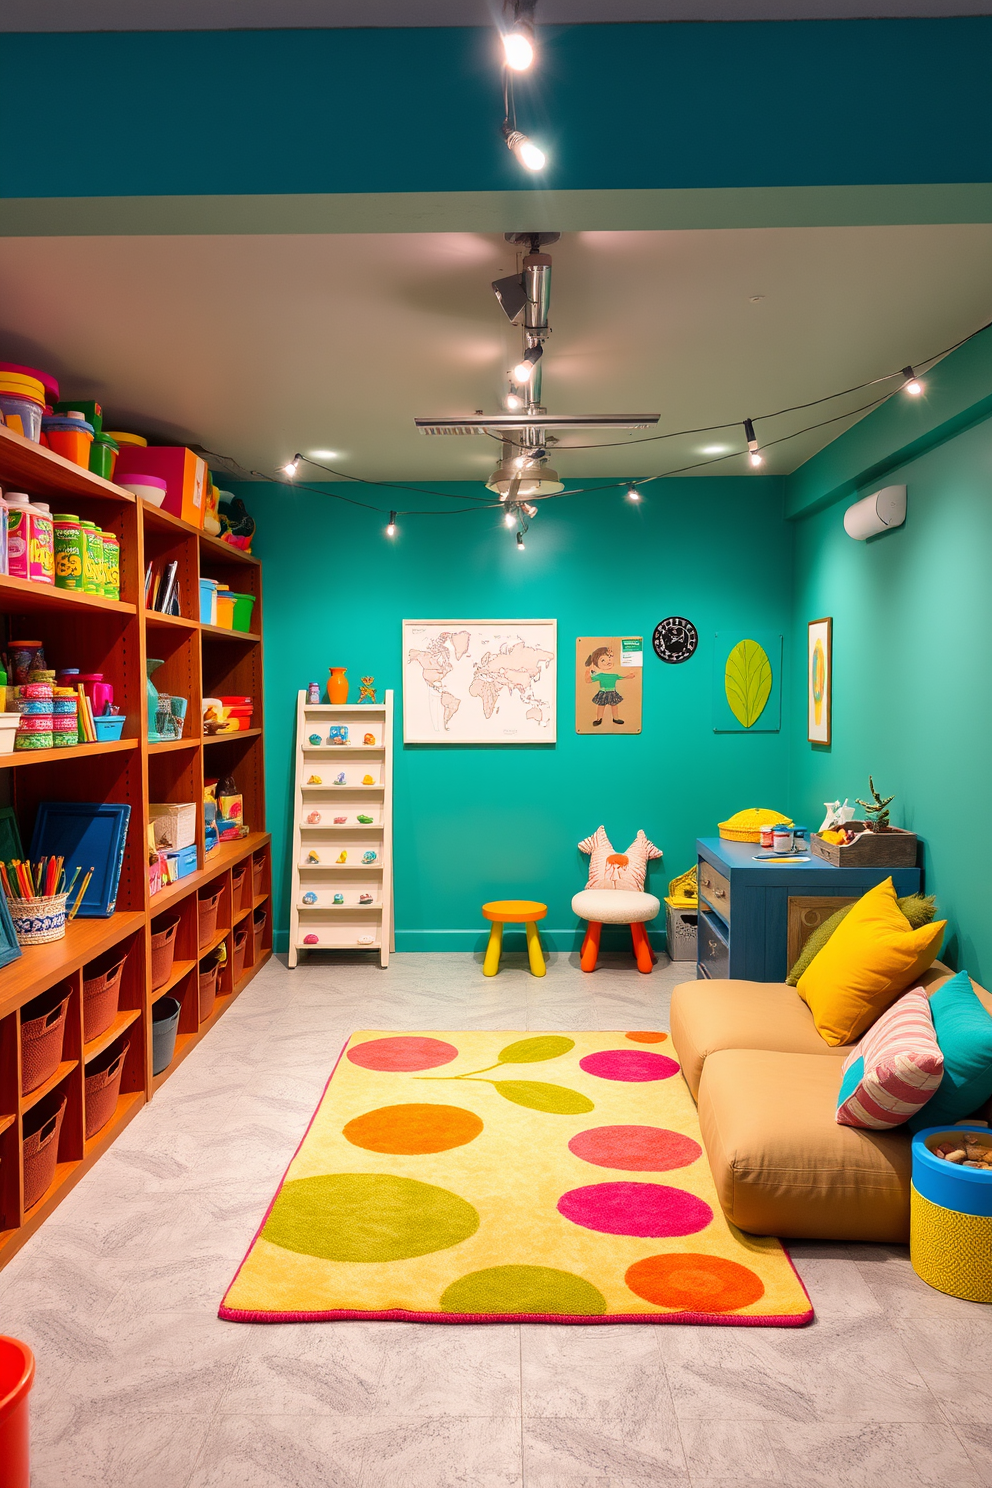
[625,1031,669,1043]
[625,1253,765,1312]
[343,1103,484,1155]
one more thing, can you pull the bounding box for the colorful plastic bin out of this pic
[0,1335,35,1488]
[911,1125,992,1302]
[199,578,218,624]
[229,592,256,633]
[0,373,45,443]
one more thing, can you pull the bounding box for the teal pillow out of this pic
[907,970,992,1133]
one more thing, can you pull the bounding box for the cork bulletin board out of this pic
[575,636,643,734]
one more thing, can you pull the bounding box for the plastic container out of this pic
[42,416,94,468]
[74,673,113,714]
[0,1334,35,1488]
[911,1126,992,1301]
[0,374,45,442]
[93,714,125,741]
[53,515,84,590]
[88,437,119,481]
[252,852,265,899]
[101,531,120,598]
[229,593,256,633]
[151,996,181,1075]
[199,578,218,624]
[82,952,127,1043]
[20,986,71,1095]
[198,956,220,1021]
[84,1039,129,1139]
[215,591,235,629]
[104,431,146,448]
[0,716,18,754]
[55,399,102,435]
[79,523,103,593]
[27,502,54,585]
[253,905,267,959]
[4,495,32,580]
[150,917,180,991]
[198,889,222,949]
[118,475,166,507]
[232,925,249,983]
[9,892,67,945]
[22,1097,66,1210]
[0,359,58,402]
[772,826,794,854]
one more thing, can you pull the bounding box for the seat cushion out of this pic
[670,979,855,1100]
[697,1049,912,1242]
[571,889,660,925]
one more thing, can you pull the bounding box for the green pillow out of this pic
[907,969,992,1132]
[787,893,936,986]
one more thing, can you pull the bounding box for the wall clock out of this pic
[653,617,698,664]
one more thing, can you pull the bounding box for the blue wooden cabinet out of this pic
[696,836,922,983]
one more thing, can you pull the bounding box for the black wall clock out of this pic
[653,617,698,664]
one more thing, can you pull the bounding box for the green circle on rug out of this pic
[263,1174,480,1262]
[439,1265,607,1316]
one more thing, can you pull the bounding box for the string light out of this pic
[516,531,526,550]
[513,344,543,382]
[503,127,546,172]
[902,366,924,395]
[386,511,397,536]
[743,418,763,467]
[502,26,534,70]
[625,485,641,502]
[282,454,301,477]
[504,509,517,528]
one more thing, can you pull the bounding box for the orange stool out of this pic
[571,889,661,974]
[482,900,547,977]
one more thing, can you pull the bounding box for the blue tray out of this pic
[30,802,131,917]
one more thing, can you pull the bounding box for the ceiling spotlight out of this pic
[513,344,543,383]
[902,365,924,395]
[386,511,397,536]
[521,502,538,518]
[504,509,517,528]
[504,128,546,172]
[282,454,301,478]
[743,418,763,468]
[502,25,534,70]
[625,485,641,502]
[492,272,527,323]
[516,531,526,550]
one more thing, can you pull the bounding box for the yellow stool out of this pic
[482,900,547,977]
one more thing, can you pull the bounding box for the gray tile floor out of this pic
[1,950,990,1488]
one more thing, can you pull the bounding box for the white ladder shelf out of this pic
[288,689,395,968]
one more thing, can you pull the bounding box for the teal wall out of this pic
[787,348,992,986]
[244,477,792,954]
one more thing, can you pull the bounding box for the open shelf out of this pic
[201,624,261,642]
[0,739,138,770]
[20,1061,78,1114]
[203,728,261,745]
[144,610,198,632]
[0,423,137,507]
[0,914,145,1020]
[83,1007,142,1062]
[147,738,197,754]
[0,573,135,618]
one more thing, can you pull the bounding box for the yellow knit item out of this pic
[911,1187,992,1302]
[718,808,793,843]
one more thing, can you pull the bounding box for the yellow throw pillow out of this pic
[797,877,946,1046]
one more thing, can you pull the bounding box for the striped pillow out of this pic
[836,985,943,1129]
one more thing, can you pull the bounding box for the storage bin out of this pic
[215,593,235,628]
[0,1334,35,1488]
[84,1039,129,1139]
[164,844,197,882]
[232,925,249,983]
[253,906,267,960]
[150,917,180,991]
[665,905,698,962]
[149,801,197,851]
[151,996,181,1076]
[82,952,126,1043]
[88,435,119,482]
[198,956,220,1021]
[911,1126,992,1301]
[198,889,222,949]
[0,715,19,754]
[252,853,265,899]
[231,863,248,909]
[218,695,254,731]
[199,578,218,625]
[229,593,256,633]
[22,1098,66,1211]
[118,475,166,507]
[20,987,70,1096]
[93,715,126,742]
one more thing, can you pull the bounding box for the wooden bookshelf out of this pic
[0,424,270,1271]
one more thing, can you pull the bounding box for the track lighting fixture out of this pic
[521,502,538,517]
[516,531,526,550]
[743,418,763,467]
[625,485,641,502]
[902,366,924,395]
[386,511,397,536]
[503,127,546,172]
[513,344,543,383]
[282,454,301,478]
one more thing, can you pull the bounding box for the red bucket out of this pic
[0,1335,35,1488]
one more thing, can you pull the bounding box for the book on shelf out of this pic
[143,560,183,616]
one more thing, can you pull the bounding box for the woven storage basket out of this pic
[717,808,793,844]
[84,1039,129,1139]
[198,957,219,1021]
[82,953,126,1043]
[253,905,267,959]
[149,801,197,850]
[9,892,68,946]
[665,905,698,962]
[150,917,179,991]
[252,853,265,899]
[20,987,70,1096]
[231,863,248,910]
[232,925,248,983]
[22,1097,66,1210]
[198,889,222,950]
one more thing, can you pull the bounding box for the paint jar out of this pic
[53,515,84,589]
[0,373,45,441]
[772,825,794,854]
[79,522,104,593]
[89,435,119,482]
[759,824,776,849]
[41,415,94,468]
[8,641,45,686]
[101,531,120,599]
[792,826,808,852]
[27,502,54,585]
[4,493,32,579]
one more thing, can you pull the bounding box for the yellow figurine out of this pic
[336,849,348,864]
[307,850,320,863]
[363,733,376,745]
[362,774,375,785]
[307,774,322,785]
[358,676,377,703]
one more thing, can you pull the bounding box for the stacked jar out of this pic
[4,493,55,585]
[16,671,55,751]
[49,514,119,600]
[52,686,78,748]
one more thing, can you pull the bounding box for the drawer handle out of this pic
[713,888,726,898]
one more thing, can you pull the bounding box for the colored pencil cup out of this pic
[9,893,68,946]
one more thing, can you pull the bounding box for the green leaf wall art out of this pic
[712,632,782,732]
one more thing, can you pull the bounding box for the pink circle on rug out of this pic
[557,1181,712,1237]
[578,1049,680,1082]
[568,1125,702,1172]
[347,1036,459,1072]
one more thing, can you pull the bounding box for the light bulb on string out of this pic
[902,366,924,395]
[503,128,547,172]
[516,531,526,550]
[386,511,397,537]
[502,27,534,70]
[513,344,543,383]
[743,418,763,468]
[282,454,301,478]
[625,485,641,502]
[504,508,517,528]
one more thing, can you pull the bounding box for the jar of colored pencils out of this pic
[9,892,68,945]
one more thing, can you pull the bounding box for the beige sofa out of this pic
[670,963,992,1243]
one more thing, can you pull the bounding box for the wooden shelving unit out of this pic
[0,421,270,1271]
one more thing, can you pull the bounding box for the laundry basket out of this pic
[198,889,222,950]
[252,853,265,899]
[198,955,220,1022]
[84,1040,129,1139]
[232,925,249,984]
[82,953,126,1043]
[150,917,180,991]
[151,996,181,1076]
[20,987,70,1096]
[22,1098,66,1211]
[253,906,267,960]
[231,863,248,911]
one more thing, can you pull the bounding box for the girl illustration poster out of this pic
[575,636,643,734]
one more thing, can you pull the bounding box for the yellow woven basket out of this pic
[718,807,793,843]
[666,865,697,909]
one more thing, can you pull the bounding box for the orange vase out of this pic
[327,667,349,703]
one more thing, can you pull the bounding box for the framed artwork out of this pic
[575,636,642,734]
[807,617,832,746]
[403,620,557,743]
[712,632,782,732]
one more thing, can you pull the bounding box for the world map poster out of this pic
[402,620,557,743]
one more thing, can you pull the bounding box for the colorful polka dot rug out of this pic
[219,1031,813,1326]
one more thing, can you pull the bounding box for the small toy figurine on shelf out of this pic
[306,811,321,825]
[362,774,375,785]
[856,775,895,832]
[303,933,319,945]
[307,850,320,863]
[334,771,346,785]
[333,892,344,904]
[362,849,377,864]
[308,733,321,746]
[307,774,323,785]
[302,891,317,905]
[357,814,374,824]
[358,676,377,703]
[337,850,348,863]
[363,733,376,745]
[307,682,321,704]
[328,725,349,745]
[334,815,347,824]
[359,891,374,905]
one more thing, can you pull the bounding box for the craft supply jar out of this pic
[759,824,776,849]
[4,493,32,580]
[0,371,45,441]
[79,522,103,593]
[53,514,84,590]
[88,434,119,482]
[772,825,794,853]
[100,531,120,599]
[42,414,94,468]
[8,641,44,686]
[27,502,54,585]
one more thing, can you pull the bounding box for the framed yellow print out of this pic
[808,617,832,746]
